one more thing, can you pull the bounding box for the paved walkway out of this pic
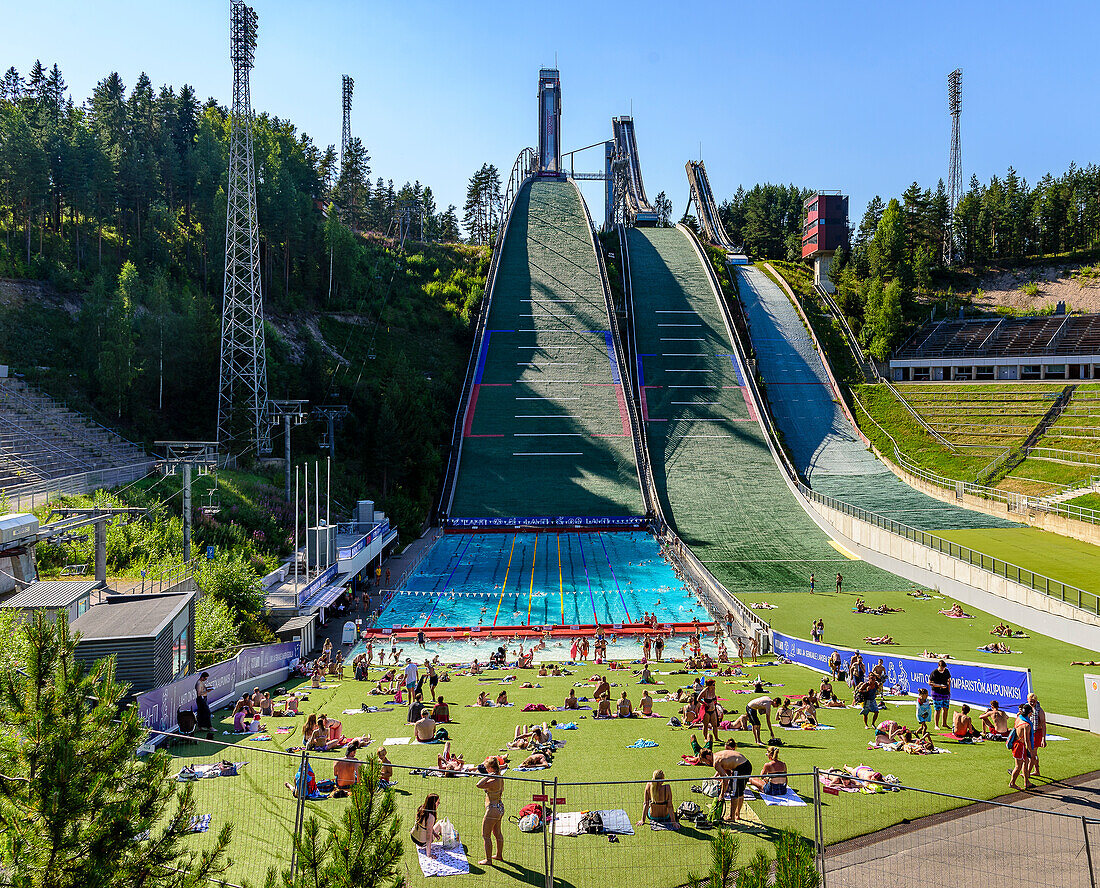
[826,772,1100,887]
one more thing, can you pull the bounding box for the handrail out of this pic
[812,280,881,382]
[435,147,537,520]
[721,262,1100,617]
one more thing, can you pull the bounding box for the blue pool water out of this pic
[378,532,706,628]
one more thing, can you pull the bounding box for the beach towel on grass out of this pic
[186,814,212,833]
[1045,734,1069,741]
[782,725,834,731]
[744,787,806,807]
[384,737,411,745]
[275,727,293,734]
[343,707,391,714]
[557,722,578,730]
[552,809,634,836]
[651,820,679,830]
[626,739,658,748]
[417,845,469,877]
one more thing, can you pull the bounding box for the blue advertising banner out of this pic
[136,640,302,736]
[447,516,647,529]
[771,630,1032,712]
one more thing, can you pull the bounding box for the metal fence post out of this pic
[290,749,309,879]
[813,766,827,888]
[540,779,550,888]
[1084,816,1097,888]
[549,777,559,888]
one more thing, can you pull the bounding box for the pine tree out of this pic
[97,260,139,417]
[273,756,402,888]
[0,613,233,888]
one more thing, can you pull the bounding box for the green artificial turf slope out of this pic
[937,526,1100,597]
[170,664,1100,888]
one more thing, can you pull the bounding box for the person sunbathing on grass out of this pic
[1071,660,1100,666]
[748,746,788,796]
[922,650,952,660]
[776,699,795,728]
[992,622,1010,637]
[898,730,935,754]
[978,642,1012,654]
[519,752,550,769]
[864,635,895,645]
[952,705,981,739]
[640,690,656,717]
[793,699,818,727]
[508,725,547,749]
[940,604,971,618]
[980,701,1010,736]
[681,733,714,766]
[563,688,579,710]
[595,696,613,718]
[873,720,907,742]
[307,728,343,752]
[437,740,465,772]
[875,604,904,614]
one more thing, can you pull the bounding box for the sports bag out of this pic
[518,813,542,832]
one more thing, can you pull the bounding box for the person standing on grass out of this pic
[404,658,419,698]
[1028,693,1047,777]
[713,739,753,822]
[746,696,780,745]
[915,688,934,737]
[836,573,843,594]
[809,573,815,594]
[194,671,214,741]
[929,659,952,729]
[1010,703,1035,790]
[858,676,880,729]
[476,758,505,866]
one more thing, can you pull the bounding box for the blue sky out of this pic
[4,0,1099,229]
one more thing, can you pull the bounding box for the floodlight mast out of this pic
[943,68,963,266]
[341,75,354,161]
[218,0,270,457]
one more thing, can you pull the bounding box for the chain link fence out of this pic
[151,734,1098,888]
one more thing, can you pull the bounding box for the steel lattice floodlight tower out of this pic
[943,68,963,266]
[341,75,354,161]
[218,0,270,456]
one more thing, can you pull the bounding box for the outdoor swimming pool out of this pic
[377,531,706,628]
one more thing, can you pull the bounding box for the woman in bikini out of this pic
[699,678,720,741]
[638,769,677,826]
[476,759,505,866]
[1010,704,1035,790]
[410,793,443,859]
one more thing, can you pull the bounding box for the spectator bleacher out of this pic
[0,379,151,492]
[895,313,1100,360]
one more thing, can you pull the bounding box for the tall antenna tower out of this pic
[341,75,354,161]
[218,0,270,455]
[943,67,963,265]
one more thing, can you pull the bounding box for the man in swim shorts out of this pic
[713,739,753,822]
[928,660,952,728]
[745,696,780,745]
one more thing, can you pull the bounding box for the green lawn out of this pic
[168,663,1100,888]
[731,581,1099,718]
[937,526,1100,596]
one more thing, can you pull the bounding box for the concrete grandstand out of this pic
[890,312,1100,381]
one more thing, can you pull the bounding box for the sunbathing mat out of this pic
[384,737,411,745]
[744,787,806,807]
[552,809,635,836]
[416,845,469,877]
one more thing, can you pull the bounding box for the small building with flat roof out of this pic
[71,592,196,694]
[0,579,96,624]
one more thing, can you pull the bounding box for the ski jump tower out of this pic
[218,0,270,456]
[537,68,561,176]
